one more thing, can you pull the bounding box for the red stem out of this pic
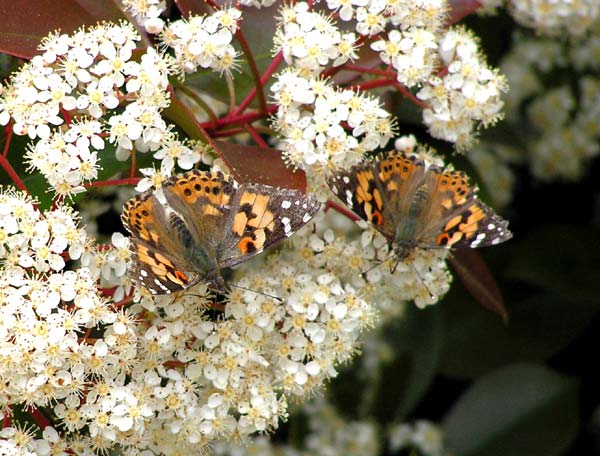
[338,64,396,78]
[86,178,140,188]
[201,106,278,131]
[244,123,269,147]
[233,52,283,116]
[3,125,13,158]
[324,199,360,222]
[392,82,427,108]
[0,155,29,193]
[349,78,398,92]
[235,29,268,115]
[30,407,52,429]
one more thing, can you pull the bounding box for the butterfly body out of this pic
[327,152,512,261]
[122,170,321,295]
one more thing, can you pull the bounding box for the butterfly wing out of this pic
[327,153,428,242]
[217,183,321,268]
[161,170,237,249]
[418,168,512,250]
[122,191,201,294]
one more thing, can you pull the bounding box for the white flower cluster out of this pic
[298,206,451,311]
[271,69,394,196]
[3,23,143,138]
[499,30,600,182]
[275,2,358,73]
[24,118,103,196]
[213,399,380,456]
[0,192,90,273]
[389,420,445,456]
[240,0,277,8]
[528,82,599,181]
[325,0,447,36]
[0,23,202,195]
[162,8,241,74]
[507,0,600,37]
[0,190,140,449]
[212,399,445,456]
[0,187,363,453]
[467,144,517,207]
[122,0,166,34]
[417,27,508,150]
[368,0,446,87]
[371,27,439,87]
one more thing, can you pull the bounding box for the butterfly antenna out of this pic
[228,282,283,302]
[361,249,401,280]
[409,260,436,300]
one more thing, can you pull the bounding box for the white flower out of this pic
[162,8,241,74]
[275,3,359,73]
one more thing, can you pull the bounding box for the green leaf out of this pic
[443,363,578,456]
[378,305,444,420]
[329,305,443,421]
[441,291,600,379]
[505,225,600,300]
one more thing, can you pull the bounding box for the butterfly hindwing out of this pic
[122,191,200,293]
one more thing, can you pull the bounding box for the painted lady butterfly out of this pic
[122,170,321,294]
[327,152,512,261]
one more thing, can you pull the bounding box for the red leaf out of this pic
[448,248,509,322]
[215,141,308,191]
[162,90,306,190]
[0,0,126,58]
[447,0,482,26]
[173,0,211,17]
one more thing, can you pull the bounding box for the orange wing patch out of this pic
[377,154,424,193]
[436,203,487,247]
[436,171,470,205]
[134,244,190,287]
[122,193,161,244]
[458,204,486,239]
[355,170,375,205]
[166,170,232,207]
[232,191,277,254]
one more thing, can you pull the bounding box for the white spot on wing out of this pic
[281,216,292,235]
[345,189,353,206]
[282,200,292,209]
[302,212,311,223]
[342,176,350,184]
[155,279,169,291]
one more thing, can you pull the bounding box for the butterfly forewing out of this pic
[162,170,237,252]
[218,183,321,268]
[419,169,512,249]
[327,164,394,239]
